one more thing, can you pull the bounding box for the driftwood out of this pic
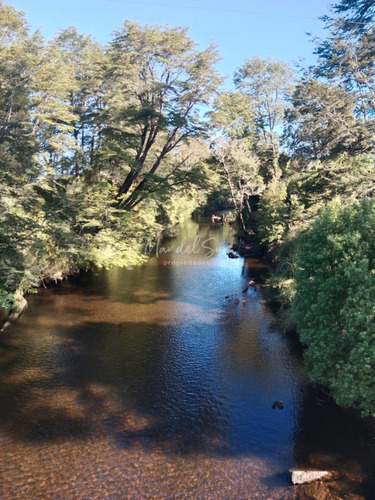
[211,214,234,225]
[242,280,256,293]
[0,293,28,333]
[242,280,267,293]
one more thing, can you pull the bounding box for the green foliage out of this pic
[212,137,264,233]
[256,180,288,247]
[0,4,218,308]
[1,0,375,421]
[102,21,221,207]
[264,236,299,335]
[292,198,375,416]
[234,57,295,179]
[0,3,39,185]
[313,0,375,155]
[287,153,375,220]
[86,207,157,269]
[209,91,255,141]
[285,80,358,160]
[0,177,90,303]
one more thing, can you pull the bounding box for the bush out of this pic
[291,198,375,416]
[256,179,288,248]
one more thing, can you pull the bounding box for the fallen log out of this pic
[0,292,28,333]
[291,470,331,485]
[242,280,256,293]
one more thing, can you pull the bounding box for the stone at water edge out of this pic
[291,470,331,485]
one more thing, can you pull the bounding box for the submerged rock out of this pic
[291,468,366,500]
[272,400,284,410]
[292,480,340,500]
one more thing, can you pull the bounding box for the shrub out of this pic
[292,198,375,416]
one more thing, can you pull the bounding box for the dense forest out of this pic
[1,0,375,415]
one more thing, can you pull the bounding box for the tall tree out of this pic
[212,138,263,233]
[234,57,294,179]
[209,91,255,142]
[284,79,359,160]
[0,0,38,184]
[314,0,375,123]
[52,28,104,176]
[101,21,221,209]
[29,37,77,175]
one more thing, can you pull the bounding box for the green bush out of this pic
[292,198,375,416]
[256,179,288,247]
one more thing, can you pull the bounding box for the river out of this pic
[0,217,374,499]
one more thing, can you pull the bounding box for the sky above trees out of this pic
[9,0,331,87]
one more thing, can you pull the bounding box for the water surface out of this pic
[0,218,374,498]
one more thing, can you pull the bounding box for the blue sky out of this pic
[10,0,333,86]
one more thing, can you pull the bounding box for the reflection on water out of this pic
[0,217,374,499]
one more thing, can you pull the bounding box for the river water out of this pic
[0,217,374,499]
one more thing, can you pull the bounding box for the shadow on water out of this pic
[292,385,375,496]
[0,314,300,461]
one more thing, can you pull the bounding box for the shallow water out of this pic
[0,218,374,499]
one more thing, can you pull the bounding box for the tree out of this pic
[285,79,359,160]
[212,138,263,233]
[209,91,255,141]
[101,21,221,209]
[51,27,104,176]
[0,1,39,185]
[314,0,375,124]
[334,0,375,27]
[234,57,294,179]
[292,198,375,416]
[29,37,77,175]
[255,179,288,247]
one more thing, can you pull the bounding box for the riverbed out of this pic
[0,217,374,499]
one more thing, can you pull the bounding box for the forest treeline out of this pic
[1,0,375,414]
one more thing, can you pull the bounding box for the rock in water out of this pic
[272,400,284,409]
[292,480,342,500]
[291,470,331,485]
